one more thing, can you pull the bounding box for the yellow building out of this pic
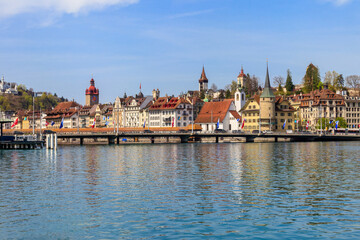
[240,64,296,132]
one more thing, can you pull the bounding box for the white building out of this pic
[149,97,193,128]
[194,100,241,132]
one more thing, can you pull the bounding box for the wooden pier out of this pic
[0,140,44,149]
[0,120,44,150]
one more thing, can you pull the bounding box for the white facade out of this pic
[149,100,193,128]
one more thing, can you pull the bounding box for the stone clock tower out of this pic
[85,78,99,106]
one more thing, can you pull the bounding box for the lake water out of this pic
[0,142,359,239]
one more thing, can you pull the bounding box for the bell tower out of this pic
[199,66,209,92]
[260,63,275,131]
[235,67,246,112]
[85,78,99,106]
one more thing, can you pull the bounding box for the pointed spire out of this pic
[264,61,271,89]
[260,61,275,98]
[238,65,245,78]
[199,66,208,82]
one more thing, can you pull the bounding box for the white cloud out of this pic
[0,0,139,18]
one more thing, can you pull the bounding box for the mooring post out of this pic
[80,137,83,145]
[151,137,155,144]
[216,136,219,143]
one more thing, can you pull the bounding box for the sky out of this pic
[0,0,359,104]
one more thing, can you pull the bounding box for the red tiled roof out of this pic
[237,67,246,78]
[150,97,190,110]
[195,100,233,123]
[229,110,241,120]
[300,89,345,107]
[53,101,79,112]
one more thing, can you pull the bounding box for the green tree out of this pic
[317,118,332,129]
[225,89,231,99]
[277,83,284,95]
[218,91,225,100]
[199,90,205,99]
[303,63,321,93]
[285,69,294,92]
[335,117,347,128]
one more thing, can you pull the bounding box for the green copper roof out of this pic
[260,63,275,98]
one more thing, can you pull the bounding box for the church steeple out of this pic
[260,62,275,98]
[199,66,209,92]
[199,66,208,82]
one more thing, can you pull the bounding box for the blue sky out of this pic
[0,0,359,104]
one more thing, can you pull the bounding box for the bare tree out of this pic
[245,75,259,96]
[273,76,284,87]
[210,83,218,92]
[324,71,339,85]
[346,75,360,96]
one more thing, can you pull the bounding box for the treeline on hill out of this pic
[274,63,360,96]
[0,84,68,111]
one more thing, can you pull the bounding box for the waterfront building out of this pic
[199,66,209,92]
[195,100,241,132]
[93,104,114,128]
[241,95,295,132]
[342,94,360,129]
[259,64,276,131]
[240,64,295,132]
[45,101,80,129]
[149,97,193,128]
[299,89,345,131]
[85,78,99,106]
[113,91,153,128]
[78,105,96,128]
[235,67,247,112]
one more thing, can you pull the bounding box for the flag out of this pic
[216,118,220,129]
[103,116,106,121]
[11,118,18,128]
[329,120,333,125]
[59,117,64,129]
[140,83,141,90]
[335,121,339,130]
[105,121,109,126]
[236,118,240,122]
[45,121,49,127]
[51,121,55,126]
[172,117,174,127]
[178,116,181,120]
[24,117,27,121]
[306,121,309,130]
[143,119,146,128]
[241,118,246,129]
[91,118,96,128]
[282,120,286,129]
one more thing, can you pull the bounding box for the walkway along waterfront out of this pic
[55,132,360,145]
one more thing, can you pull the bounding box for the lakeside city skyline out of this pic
[1,0,360,105]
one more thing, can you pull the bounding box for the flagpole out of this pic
[259,102,261,133]
[40,107,42,141]
[32,95,35,136]
[211,110,213,132]
[191,97,194,134]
